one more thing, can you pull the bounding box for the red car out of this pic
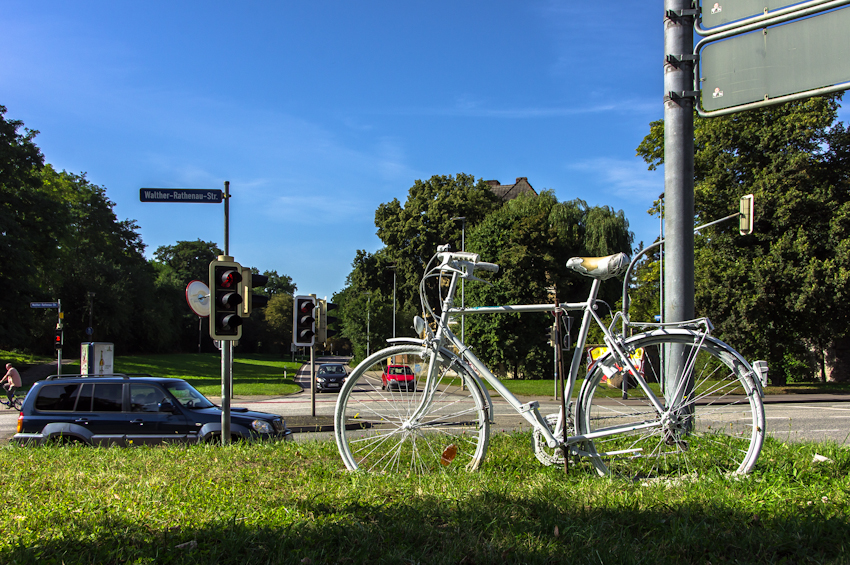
[381,365,415,392]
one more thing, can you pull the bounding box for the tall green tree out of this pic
[636,95,850,382]
[465,191,632,379]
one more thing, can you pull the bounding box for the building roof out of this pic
[485,177,538,201]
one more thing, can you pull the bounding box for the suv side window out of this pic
[92,384,123,412]
[130,384,167,412]
[34,384,81,411]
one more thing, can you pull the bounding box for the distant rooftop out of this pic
[485,177,538,201]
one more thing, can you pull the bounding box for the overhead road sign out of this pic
[698,0,838,33]
[697,4,850,116]
[139,188,223,203]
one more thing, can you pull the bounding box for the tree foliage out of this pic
[637,95,850,382]
[465,191,633,379]
[374,173,502,311]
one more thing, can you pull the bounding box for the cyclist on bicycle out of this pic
[2,363,22,407]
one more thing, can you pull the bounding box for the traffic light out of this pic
[293,295,316,347]
[240,267,270,315]
[546,324,557,347]
[54,328,63,351]
[209,258,243,340]
[316,299,339,343]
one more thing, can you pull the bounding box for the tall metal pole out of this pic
[223,181,230,255]
[221,180,231,445]
[664,3,695,399]
[366,293,371,357]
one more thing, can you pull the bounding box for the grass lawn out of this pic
[1,434,848,564]
[116,353,304,396]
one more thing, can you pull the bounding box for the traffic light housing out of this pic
[209,258,244,340]
[241,267,270,315]
[316,299,339,343]
[54,328,63,351]
[546,324,557,347]
[293,295,316,347]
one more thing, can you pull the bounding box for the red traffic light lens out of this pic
[219,269,242,289]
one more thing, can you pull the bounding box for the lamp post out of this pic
[364,291,372,357]
[387,265,397,338]
[451,216,466,343]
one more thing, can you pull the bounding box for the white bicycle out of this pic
[334,245,765,478]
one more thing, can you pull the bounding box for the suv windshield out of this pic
[164,381,215,409]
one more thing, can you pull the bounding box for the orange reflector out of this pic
[440,444,458,466]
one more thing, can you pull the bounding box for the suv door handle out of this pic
[74,418,88,424]
[130,419,144,425]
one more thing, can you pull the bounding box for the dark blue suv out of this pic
[13,374,292,446]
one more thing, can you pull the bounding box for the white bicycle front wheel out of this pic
[577,331,765,479]
[334,344,490,474]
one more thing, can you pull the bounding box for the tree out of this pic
[374,173,502,311]
[153,240,223,284]
[465,191,632,379]
[0,105,61,348]
[636,95,850,382]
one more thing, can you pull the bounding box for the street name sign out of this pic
[699,5,850,114]
[30,302,59,308]
[139,188,223,203]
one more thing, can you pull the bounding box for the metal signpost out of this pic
[142,181,234,446]
[661,0,849,395]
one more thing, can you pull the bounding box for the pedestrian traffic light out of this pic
[293,295,316,347]
[240,267,270,315]
[209,257,243,340]
[316,299,339,343]
[54,328,63,351]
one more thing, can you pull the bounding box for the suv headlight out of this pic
[252,420,273,434]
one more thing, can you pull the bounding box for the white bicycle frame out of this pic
[401,259,683,453]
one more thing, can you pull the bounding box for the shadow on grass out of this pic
[4,488,847,565]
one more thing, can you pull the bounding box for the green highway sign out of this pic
[699,5,850,114]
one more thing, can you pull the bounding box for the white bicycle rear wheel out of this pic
[577,331,765,479]
[334,344,490,474]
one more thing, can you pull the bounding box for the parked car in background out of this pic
[12,374,292,446]
[381,365,415,391]
[316,364,347,393]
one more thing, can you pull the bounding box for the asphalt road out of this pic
[1,358,848,446]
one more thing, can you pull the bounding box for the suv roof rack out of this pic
[45,373,154,381]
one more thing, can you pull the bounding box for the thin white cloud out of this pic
[567,157,663,203]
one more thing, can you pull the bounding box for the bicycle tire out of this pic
[12,397,22,411]
[335,344,490,474]
[577,330,765,479]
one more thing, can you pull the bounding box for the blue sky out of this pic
[4,1,845,302]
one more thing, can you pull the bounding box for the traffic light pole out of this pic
[56,299,63,376]
[222,341,232,445]
[222,180,231,446]
[310,294,317,417]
